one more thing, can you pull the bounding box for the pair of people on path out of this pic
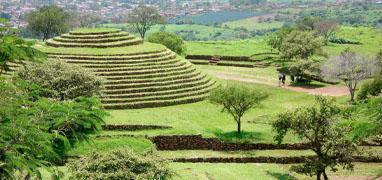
[278,73,286,87]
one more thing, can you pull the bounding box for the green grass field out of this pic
[40,163,382,180]
[185,26,382,57]
[186,38,272,56]
[223,18,284,31]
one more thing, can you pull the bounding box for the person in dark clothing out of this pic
[282,74,286,86]
[278,73,283,87]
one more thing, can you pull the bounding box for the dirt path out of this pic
[331,176,382,180]
[213,72,349,97]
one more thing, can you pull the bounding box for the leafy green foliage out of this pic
[68,149,173,180]
[280,30,322,60]
[17,60,103,101]
[27,5,70,41]
[0,78,59,179]
[0,74,107,177]
[29,96,108,157]
[267,27,292,52]
[272,96,358,180]
[288,59,321,83]
[147,31,186,55]
[209,85,268,134]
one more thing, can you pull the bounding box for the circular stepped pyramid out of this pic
[38,28,215,109]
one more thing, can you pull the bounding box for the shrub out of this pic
[17,59,103,101]
[147,31,186,55]
[68,149,173,180]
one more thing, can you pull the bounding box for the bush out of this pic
[147,31,186,55]
[357,75,382,100]
[329,37,361,45]
[68,149,173,180]
[17,60,103,101]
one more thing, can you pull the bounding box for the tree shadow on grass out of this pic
[289,81,326,89]
[213,130,265,143]
[266,171,297,180]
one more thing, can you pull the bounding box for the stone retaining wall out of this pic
[102,124,172,131]
[151,135,309,151]
[172,155,382,164]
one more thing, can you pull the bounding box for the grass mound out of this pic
[38,28,214,109]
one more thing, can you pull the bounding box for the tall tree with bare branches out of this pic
[321,49,379,102]
[314,20,339,45]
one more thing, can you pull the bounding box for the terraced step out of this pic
[48,50,173,60]
[104,72,202,85]
[69,28,121,35]
[103,93,211,109]
[102,85,213,104]
[92,61,186,72]
[101,78,210,95]
[61,32,129,39]
[103,68,196,81]
[79,58,181,69]
[46,38,143,48]
[53,35,135,43]
[95,63,192,77]
[44,48,168,57]
[56,54,177,65]
[104,74,207,89]
[101,81,215,99]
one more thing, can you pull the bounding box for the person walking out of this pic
[282,73,286,86]
[278,73,283,87]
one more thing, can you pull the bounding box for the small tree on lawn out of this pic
[321,49,378,102]
[127,5,164,39]
[209,85,268,134]
[272,96,359,180]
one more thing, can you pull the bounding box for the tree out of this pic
[27,6,70,41]
[280,30,322,60]
[266,27,292,52]
[147,31,186,55]
[313,20,339,45]
[321,49,378,102]
[17,60,103,101]
[209,85,268,134]
[272,96,358,180]
[68,149,173,180]
[127,5,164,39]
[296,16,321,31]
[288,59,321,83]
